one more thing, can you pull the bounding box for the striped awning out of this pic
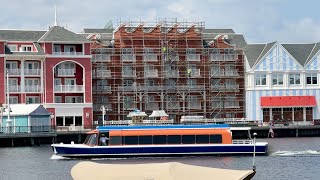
[261,96,316,108]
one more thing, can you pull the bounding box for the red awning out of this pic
[261,96,316,108]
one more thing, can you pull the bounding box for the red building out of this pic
[0,26,93,129]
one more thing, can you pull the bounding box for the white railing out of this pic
[144,69,158,77]
[105,120,132,125]
[25,85,41,92]
[92,54,111,62]
[121,54,136,62]
[9,85,20,92]
[190,69,201,77]
[143,54,158,61]
[210,54,236,61]
[225,70,239,76]
[92,70,111,78]
[186,54,201,61]
[57,69,75,76]
[54,85,84,92]
[165,70,179,77]
[122,71,136,77]
[188,103,202,109]
[93,85,111,92]
[24,69,41,76]
[211,69,224,77]
[142,119,175,124]
[7,69,21,75]
[232,140,253,144]
[53,52,83,56]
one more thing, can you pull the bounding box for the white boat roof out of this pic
[149,110,169,117]
[127,111,148,117]
[71,161,255,180]
[230,127,252,131]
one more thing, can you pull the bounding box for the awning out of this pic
[261,96,316,108]
[149,110,169,117]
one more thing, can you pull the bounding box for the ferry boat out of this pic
[51,124,268,158]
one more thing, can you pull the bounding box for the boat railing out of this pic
[232,140,253,144]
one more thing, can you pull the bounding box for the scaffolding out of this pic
[89,19,245,123]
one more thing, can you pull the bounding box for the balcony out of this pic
[9,85,20,92]
[145,102,159,110]
[226,84,240,91]
[188,102,202,109]
[225,101,240,108]
[210,54,236,61]
[189,69,201,77]
[176,85,203,91]
[25,85,41,92]
[211,69,224,77]
[92,54,111,62]
[7,69,21,76]
[144,70,158,77]
[164,70,179,78]
[52,51,83,56]
[57,69,75,76]
[121,54,135,62]
[92,70,112,78]
[122,71,136,77]
[24,69,41,76]
[186,54,201,61]
[225,70,239,77]
[54,85,84,93]
[143,54,158,62]
[93,85,111,93]
[167,103,180,109]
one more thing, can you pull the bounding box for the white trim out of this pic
[46,55,92,58]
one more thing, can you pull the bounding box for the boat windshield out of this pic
[84,134,98,146]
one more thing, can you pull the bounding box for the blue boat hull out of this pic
[52,143,268,158]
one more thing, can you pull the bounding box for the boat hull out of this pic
[52,143,268,158]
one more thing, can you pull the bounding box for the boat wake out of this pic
[50,155,70,160]
[271,150,320,157]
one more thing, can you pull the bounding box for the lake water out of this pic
[0,137,319,180]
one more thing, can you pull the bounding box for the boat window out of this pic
[182,135,196,144]
[209,134,222,143]
[167,135,181,144]
[139,136,153,145]
[85,134,98,146]
[153,135,167,144]
[109,136,122,145]
[196,135,210,144]
[124,136,139,145]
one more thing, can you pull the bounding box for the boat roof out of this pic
[71,161,255,180]
[97,124,230,132]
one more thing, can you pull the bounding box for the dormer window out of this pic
[8,45,17,52]
[20,45,32,52]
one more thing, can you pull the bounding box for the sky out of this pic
[0,0,319,43]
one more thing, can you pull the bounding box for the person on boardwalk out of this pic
[100,134,109,146]
[268,120,275,138]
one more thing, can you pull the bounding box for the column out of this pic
[269,108,272,121]
[21,59,25,92]
[303,107,306,122]
[292,107,295,124]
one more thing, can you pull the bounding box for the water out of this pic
[0,137,320,180]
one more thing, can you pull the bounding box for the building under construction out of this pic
[82,19,247,123]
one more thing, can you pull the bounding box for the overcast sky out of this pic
[0,0,319,43]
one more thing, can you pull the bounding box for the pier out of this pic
[1,125,320,147]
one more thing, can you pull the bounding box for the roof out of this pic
[38,26,89,42]
[282,43,315,66]
[2,104,51,116]
[97,124,230,131]
[244,42,276,68]
[149,110,169,117]
[0,30,46,41]
[71,161,255,180]
[83,28,114,34]
[127,111,148,117]
[260,96,316,108]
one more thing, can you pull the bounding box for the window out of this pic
[6,62,18,69]
[24,62,39,69]
[20,45,32,52]
[122,66,134,76]
[65,78,76,85]
[167,135,181,144]
[7,45,17,52]
[145,80,154,86]
[196,135,209,144]
[56,117,63,126]
[109,136,122,145]
[9,96,19,104]
[54,78,61,85]
[272,74,283,85]
[123,79,133,86]
[64,45,75,52]
[181,135,195,144]
[152,135,167,144]
[55,96,62,103]
[209,134,222,143]
[187,79,197,86]
[65,116,73,126]
[65,96,83,103]
[144,96,155,102]
[289,73,300,85]
[25,78,39,86]
[255,74,267,86]
[26,96,40,104]
[54,45,61,52]
[306,73,317,85]
[138,136,153,145]
[124,136,139,145]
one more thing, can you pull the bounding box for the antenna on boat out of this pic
[252,132,257,171]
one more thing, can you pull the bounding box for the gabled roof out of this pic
[244,42,276,68]
[306,42,320,65]
[83,28,114,34]
[38,26,89,42]
[282,43,314,66]
[0,30,46,41]
[2,104,51,116]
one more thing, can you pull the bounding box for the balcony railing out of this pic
[92,70,112,78]
[122,71,136,77]
[225,70,239,76]
[188,102,202,109]
[189,69,201,77]
[57,69,75,76]
[9,85,20,92]
[92,54,111,62]
[54,85,84,92]
[164,70,179,78]
[143,54,158,62]
[167,103,181,109]
[24,69,41,76]
[93,85,111,93]
[7,69,21,76]
[144,69,158,77]
[53,51,83,56]
[25,85,41,92]
[210,54,236,61]
[186,54,201,61]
